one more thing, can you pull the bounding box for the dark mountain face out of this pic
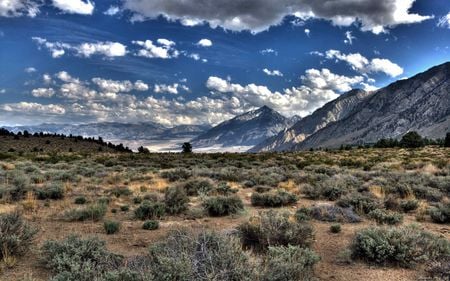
[250,89,372,152]
[191,106,296,148]
[294,62,450,149]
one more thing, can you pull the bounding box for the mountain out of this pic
[191,106,296,148]
[2,122,210,145]
[250,89,372,152]
[294,62,450,149]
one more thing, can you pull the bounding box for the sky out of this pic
[0,0,449,127]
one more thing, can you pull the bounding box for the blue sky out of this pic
[0,0,449,126]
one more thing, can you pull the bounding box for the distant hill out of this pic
[191,106,297,149]
[0,129,131,154]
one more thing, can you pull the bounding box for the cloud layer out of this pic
[122,0,432,34]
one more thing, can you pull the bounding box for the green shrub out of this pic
[74,196,87,205]
[41,235,123,281]
[133,196,143,204]
[351,225,450,267]
[330,223,342,233]
[238,210,314,251]
[7,171,30,201]
[310,204,362,223]
[160,168,192,182]
[337,193,381,214]
[148,229,254,281]
[182,178,213,196]
[110,186,132,198]
[251,190,297,208]
[295,207,312,222]
[0,212,37,259]
[134,201,166,220]
[429,203,450,224]
[104,221,120,235]
[120,205,129,212]
[142,220,159,230]
[36,183,65,200]
[261,246,319,281]
[164,186,189,215]
[368,209,403,225]
[202,195,244,216]
[63,203,107,222]
[214,182,238,196]
[399,200,419,213]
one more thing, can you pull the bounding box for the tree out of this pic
[182,142,193,153]
[138,146,150,154]
[445,133,450,148]
[400,131,425,148]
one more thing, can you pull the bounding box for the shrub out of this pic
[134,201,166,220]
[41,235,123,281]
[148,229,254,281]
[142,220,159,230]
[182,178,213,196]
[74,196,87,205]
[63,203,107,222]
[120,205,129,212]
[261,246,319,281]
[295,207,312,222]
[351,225,450,267]
[330,223,342,233]
[310,204,361,223]
[104,221,120,235]
[400,131,425,148]
[429,203,450,224]
[399,199,419,213]
[6,171,30,201]
[35,183,65,200]
[368,209,403,225]
[426,256,450,280]
[133,196,143,204]
[337,193,381,214]
[0,212,37,259]
[214,182,238,196]
[202,195,244,216]
[238,210,314,251]
[251,190,298,208]
[164,186,189,215]
[160,168,192,182]
[110,186,132,198]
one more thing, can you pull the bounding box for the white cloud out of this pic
[360,83,379,92]
[104,5,119,16]
[260,48,278,56]
[0,89,6,94]
[24,67,37,73]
[437,13,450,29]
[132,39,179,59]
[304,29,310,37]
[92,78,149,92]
[263,68,283,77]
[197,39,212,47]
[1,102,66,115]
[43,74,53,84]
[122,0,432,34]
[154,83,189,95]
[51,0,94,15]
[32,37,127,58]
[323,49,404,77]
[344,31,355,45]
[301,68,364,92]
[31,88,55,98]
[0,0,39,17]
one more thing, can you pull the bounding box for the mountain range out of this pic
[191,106,300,149]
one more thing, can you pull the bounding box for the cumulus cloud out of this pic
[304,29,310,37]
[92,78,149,92]
[154,83,189,95]
[323,49,404,77]
[122,0,432,34]
[32,37,127,58]
[197,39,213,47]
[132,39,179,59]
[263,68,283,77]
[0,0,39,17]
[260,48,278,56]
[31,88,55,98]
[437,13,450,29]
[1,102,65,115]
[104,5,120,16]
[301,68,364,92]
[51,0,94,15]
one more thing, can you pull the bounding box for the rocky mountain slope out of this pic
[191,106,297,148]
[250,89,372,152]
[294,62,450,149]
